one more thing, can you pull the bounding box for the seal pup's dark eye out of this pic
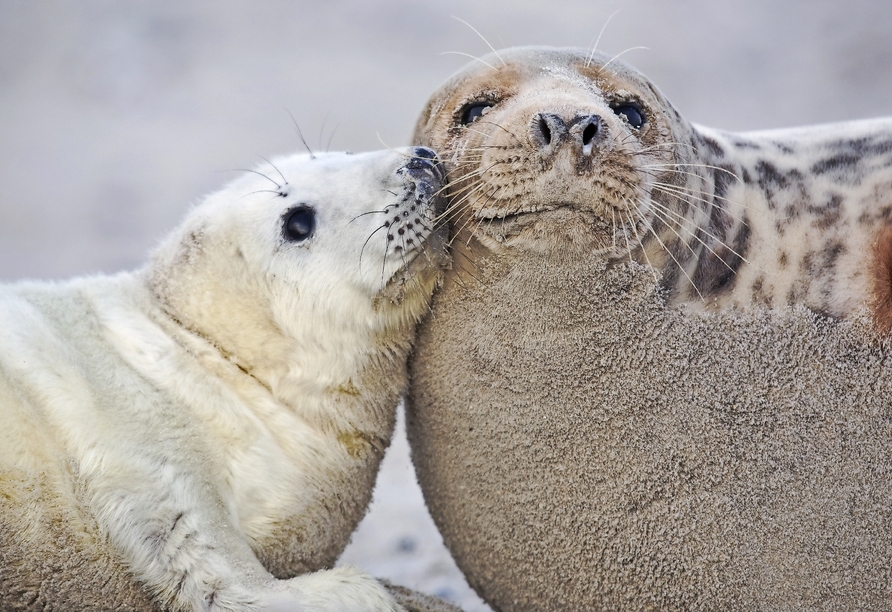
[611,103,645,130]
[283,206,316,242]
[460,102,494,125]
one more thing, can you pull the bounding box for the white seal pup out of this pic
[0,146,457,612]
[406,47,892,610]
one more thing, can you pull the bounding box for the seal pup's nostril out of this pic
[406,146,445,181]
[412,146,437,160]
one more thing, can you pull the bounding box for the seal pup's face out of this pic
[414,46,698,259]
[149,147,448,380]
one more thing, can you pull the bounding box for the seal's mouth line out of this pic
[473,204,561,222]
[380,226,448,288]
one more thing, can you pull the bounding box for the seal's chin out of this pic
[377,228,449,306]
[466,204,629,255]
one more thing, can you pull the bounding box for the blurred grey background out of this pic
[1,1,890,610]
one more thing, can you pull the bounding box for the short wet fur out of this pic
[407,47,892,610]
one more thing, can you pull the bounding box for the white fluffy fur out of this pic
[0,149,445,611]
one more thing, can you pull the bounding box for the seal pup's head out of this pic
[414,46,710,273]
[147,147,448,404]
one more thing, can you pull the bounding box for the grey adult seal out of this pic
[406,46,892,610]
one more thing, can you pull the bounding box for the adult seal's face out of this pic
[412,46,698,261]
[406,46,892,611]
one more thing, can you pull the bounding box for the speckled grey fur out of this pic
[406,47,892,611]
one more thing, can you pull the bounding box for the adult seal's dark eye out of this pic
[460,102,494,125]
[611,104,645,129]
[283,206,315,242]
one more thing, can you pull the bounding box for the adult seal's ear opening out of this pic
[406,45,892,611]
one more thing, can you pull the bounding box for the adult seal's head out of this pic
[406,46,892,611]
[412,46,707,269]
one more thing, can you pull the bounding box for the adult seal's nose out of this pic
[531,113,569,155]
[570,114,603,156]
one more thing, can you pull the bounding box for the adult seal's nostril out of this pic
[531,113,568,152]
[570,114,603,156]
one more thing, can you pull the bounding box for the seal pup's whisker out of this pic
[317,111,332,152]
[257,155,289,186]
[227,168,283,190]
[325,124,339,153]
[359,222,390,274]
[285,109,316,160]
[235,189,287,201]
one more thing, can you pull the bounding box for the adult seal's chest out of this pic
[409,245,892,610]
[407,46,892,610]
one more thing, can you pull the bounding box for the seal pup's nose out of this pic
[405,146,445,181]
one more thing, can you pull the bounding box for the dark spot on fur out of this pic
[778,251,789,268]
[773,141,795,155]
[750,275,771,305]
[799,251,817,276]
[755,160,806,194]
[812,153,861,176]
[839,135,892,157]
[712,165,736,203]
[756,160,788,190]
[692,216,750,298]
[824,241,846,269]
[787,285,806,305]
[733,138,761,151]
[810,193,844,230]
[699,135,725,159]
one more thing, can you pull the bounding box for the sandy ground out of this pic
[2,2,891,610]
